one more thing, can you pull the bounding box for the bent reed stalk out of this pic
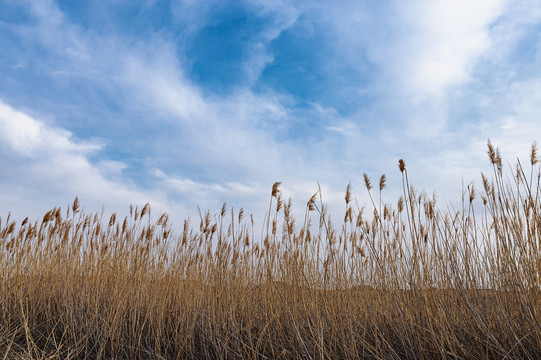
[1,140,541,359]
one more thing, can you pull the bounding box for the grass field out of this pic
[1,140,541,359]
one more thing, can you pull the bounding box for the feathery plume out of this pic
[238,208,244,223]
[398,159,406,173]
[141,203,150,218]
[72,197,80,214]
[531,141,538,165]
[308,191,318,211]
[397,197,404,213]
[221,203,227,217]
[363,173,372,191]
[379,174,387,191]
[345,183,352,204]
[109,213,116,227]
[271,182,281,198]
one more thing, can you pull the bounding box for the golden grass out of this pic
[1,140,541,359]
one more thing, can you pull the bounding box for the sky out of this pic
[1,0,541,231]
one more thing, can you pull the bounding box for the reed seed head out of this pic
[276,195,283,212]
[398,159,406,173]
[345,183,352,204]
[109,213,116,227]
[531,141,538,165]
[487,139,496,164]
[238,208,244,223]
[469,184,476,204]
[308,191,318,211]
[221,202,227,217]
[141,203,150,218]
[363,173,372,191]
[379,174,387,191]
[43,210,52,224]
[271,182,281,198]
[72,196,80,214]
[344,207,353,223]
[397,197,404,213]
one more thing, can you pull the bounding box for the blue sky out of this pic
[1,0,541,228]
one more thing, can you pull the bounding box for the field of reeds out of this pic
[1,140,541,359]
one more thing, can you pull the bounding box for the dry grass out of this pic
[1,140,541,359]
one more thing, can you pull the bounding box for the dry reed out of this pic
[1,141,541,359]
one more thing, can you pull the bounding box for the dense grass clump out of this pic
[2,141,541,359]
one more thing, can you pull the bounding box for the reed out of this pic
[1,140,541,359]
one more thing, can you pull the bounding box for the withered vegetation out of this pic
[1,141,541,359]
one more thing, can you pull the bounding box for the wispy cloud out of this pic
[0,100,182,223]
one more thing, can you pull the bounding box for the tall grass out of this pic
[1,140,541,359]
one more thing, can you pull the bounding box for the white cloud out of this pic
[487,79,541,159]
[301,0,541,211]
[318,0,507,136]
[0,100,97,157]
[397,0,506,96]
[154,169,261,197]
[0,100,188,225]
[392,0,506,136]
[118,53,299,181]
